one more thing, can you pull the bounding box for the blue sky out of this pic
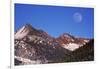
[15,4,94,38]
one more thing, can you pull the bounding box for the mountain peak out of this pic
[62,33,73,38]
[24,24,34,30]
[58,33,75,41]
[15,24,34,40]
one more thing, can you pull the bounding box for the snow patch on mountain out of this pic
[15,26,30,39]
[62,43,80,51]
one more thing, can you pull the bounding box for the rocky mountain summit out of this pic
[15,24,94,65]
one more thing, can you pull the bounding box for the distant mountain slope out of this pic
[72,39,94,61]
[62,39,94,62]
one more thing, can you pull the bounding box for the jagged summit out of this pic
[24,24,34,30]
[15,24,33,39]
[56,33,75,44]
[62,33,73,37]
[56,33,90,51]
[24,24,32,28]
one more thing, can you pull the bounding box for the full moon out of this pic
[73,12,82,23]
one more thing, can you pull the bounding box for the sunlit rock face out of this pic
[15,24,33,39]
[15,24,94,65]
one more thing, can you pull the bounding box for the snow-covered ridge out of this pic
[62,43,80,51]
[15,25,30,39]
